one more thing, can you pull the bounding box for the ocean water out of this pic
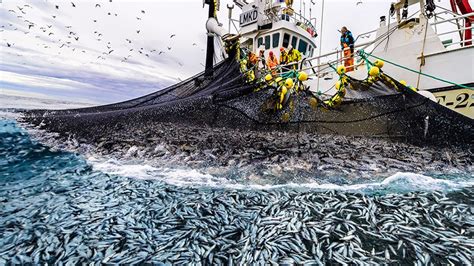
[1,107,473,264]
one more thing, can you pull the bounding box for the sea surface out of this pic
[0,98,473,264]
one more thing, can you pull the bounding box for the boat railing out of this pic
[278,9,474,78]
[261,8,317,35]
[428,10,474,50]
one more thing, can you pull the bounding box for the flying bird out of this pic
[170,34,176,38]
[192,43,197,46]
[158,51,164,55]
[7,43,12,47]
[55,5,59,9]
[28,24,34,29]
[167,47,171,50]
[74,36,79,41]
[356,1,363,5]
[95,4,101,8]
[136,30,140,34]
[108,50,114,54]
[71,2,76,7]
[136,17,141,20]
[141,10,145,14]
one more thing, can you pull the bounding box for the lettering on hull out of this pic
[432,88,473,119]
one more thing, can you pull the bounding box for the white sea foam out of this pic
[87,157,474,193]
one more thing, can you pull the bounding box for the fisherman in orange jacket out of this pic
[340,26,355,72]
[266,51,279,75]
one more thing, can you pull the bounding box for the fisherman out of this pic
[340,26,355,72]
[279,47,290,73]
[281,0,294,21]
[248,52,258,69]
[267,51,279,75]
[288,46,302,70]
[259,50,266,70]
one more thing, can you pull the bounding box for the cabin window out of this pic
[272,33,280,48]
[257,37,263,48]
[265,35,271,49]
[299,40,308,54]
[291,36,298,48]
[282,33,290,48]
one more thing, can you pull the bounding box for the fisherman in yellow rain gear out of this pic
[288,46,302,70]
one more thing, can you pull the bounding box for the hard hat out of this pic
[336,65,346,75]
[298,72,308,81]
[369,66,380,77]
[265,74,273,81]
[269,51,274,56]
[374,59,384,68]
[241,59,247,65]
[335,80,342,90]
[400,80,407,86]
[285,78,294,88]
[280,47,285,52]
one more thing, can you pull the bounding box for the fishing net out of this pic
[21,46,473,146]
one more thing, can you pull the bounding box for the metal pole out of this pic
[316,0,325,93]
[205,0,216,77]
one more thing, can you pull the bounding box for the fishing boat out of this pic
[22,0,473,146]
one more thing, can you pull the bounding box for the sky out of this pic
[0,0,464,105]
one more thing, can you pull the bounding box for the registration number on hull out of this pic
[432,88,473,119]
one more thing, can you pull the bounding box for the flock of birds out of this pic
[2,1,205,68]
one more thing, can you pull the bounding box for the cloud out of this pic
[0,70,101,91]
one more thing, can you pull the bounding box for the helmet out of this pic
[335,81,342,90]
[280,47,285,52]
[269,51,274,56]
[285,78,294,88]
[265,74,273,81]
[400,80,407,86]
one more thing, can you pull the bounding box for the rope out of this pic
[416,17,429,89]
[358,50,473,90]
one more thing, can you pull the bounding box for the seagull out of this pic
[47,25,52,28]
[28,24,34,29]
[48,32,54,36]
[52,15,56,18]
[141,10,145,14]
[136,17,142,20]
[93,20,97,22]
[7,43,12,47]
[71,2,76,7]
[356,1,363,5]
[8,9,16,13]
[108,50,114,54]
[95,4,101,7]
[192,43,197,46]
[167,47,171,50]
[55,5,59,9]
[170,34,176,38]
[74,36,79,41]
[136,30,140,34]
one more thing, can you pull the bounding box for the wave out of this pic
[87,157,474,194]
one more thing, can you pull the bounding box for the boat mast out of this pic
[316,0,325,93]
[204,0,216,77]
